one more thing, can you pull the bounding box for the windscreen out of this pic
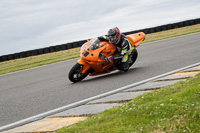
[89,38,104,50]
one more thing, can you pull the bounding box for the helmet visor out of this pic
[109,34,118,44]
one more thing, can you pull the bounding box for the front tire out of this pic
[68,63,90,83]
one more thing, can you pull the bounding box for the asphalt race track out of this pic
[0,32,200,127]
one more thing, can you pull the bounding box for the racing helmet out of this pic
[107,27,121,45]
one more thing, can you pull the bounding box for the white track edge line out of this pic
[1,62,200,132]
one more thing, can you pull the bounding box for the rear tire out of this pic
[68,63,90,83]
[129,49,138,67]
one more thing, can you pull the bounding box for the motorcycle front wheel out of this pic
[68,63,90,83]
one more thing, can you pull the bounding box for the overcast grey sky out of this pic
[0,0,200,56]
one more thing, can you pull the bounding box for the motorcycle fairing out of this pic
[79,38,116,75]
[126,32,145,49]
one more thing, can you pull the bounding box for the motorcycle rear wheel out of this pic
[68,63,90,83]
[129,49,138,67]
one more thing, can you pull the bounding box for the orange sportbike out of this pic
[68,32,145,83]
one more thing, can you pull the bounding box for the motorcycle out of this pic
[68,32,145,83]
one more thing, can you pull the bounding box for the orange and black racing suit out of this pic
[98,34,133,71]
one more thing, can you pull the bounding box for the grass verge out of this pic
[0,24,200,75]
[56,73,200,133]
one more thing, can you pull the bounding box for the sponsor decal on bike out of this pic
[96,62,105,65]
[107,51,111,54]
[136,42,140,46]
[130,35,136,40]
[81,44,87,50]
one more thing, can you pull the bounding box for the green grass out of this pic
[0,24,200,75]
[56,73,200,133]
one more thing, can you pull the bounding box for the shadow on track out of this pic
[73,66,147,84]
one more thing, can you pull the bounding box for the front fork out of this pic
[77,58,91,74]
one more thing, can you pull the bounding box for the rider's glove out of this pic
[98,36,109,42]
[105,56,114,62]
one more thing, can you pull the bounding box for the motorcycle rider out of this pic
[98,27,133,71]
